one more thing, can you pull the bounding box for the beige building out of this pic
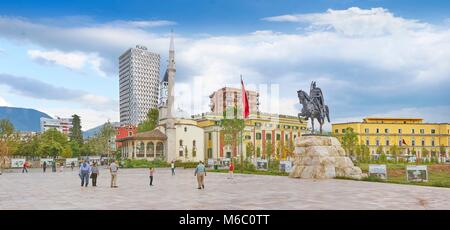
[209,87,259,115]
[332,117,450,158]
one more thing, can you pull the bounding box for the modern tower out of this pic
[119,45,160,126]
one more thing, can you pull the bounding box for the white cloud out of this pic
[262,7,430,36]
[27,49,106,76]
[42,107,117,130]
[0,96,9,106]
[109,20,176,28]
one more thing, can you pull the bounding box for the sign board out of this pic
[279,160,293,173]
[11,158,26,168]
[40,158,54,166]
[88,156,101,163]
[406,165,428,182]
[368,164,388,180]
[65,158,78,167]
[221,158,231,167]
[256,159,268,170]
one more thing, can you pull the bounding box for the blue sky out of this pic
[0,0,449,130]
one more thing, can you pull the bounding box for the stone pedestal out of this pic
[289,135,366,180]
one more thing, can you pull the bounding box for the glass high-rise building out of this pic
[119,45,160,126]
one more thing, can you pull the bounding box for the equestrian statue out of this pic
[297,81,330,134]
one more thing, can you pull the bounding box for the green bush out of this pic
[175,161,199,169]
[123,159,169,168]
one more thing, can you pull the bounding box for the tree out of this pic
[256,147,261,158]
[70,141,80,157]
[137,108,159,133]
[0,119,15,170]
[61,145,73,158]
[265,141,274,159]
[341,128,358,158]
[422,148,430,160]
[221,118,245,157]
[70,114,83,146]
[245,142,255,159]
[390,144,399,163]
[38,141,64,159]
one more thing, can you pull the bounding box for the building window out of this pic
[335,129,338,133]
[384,128,389,134]
[207,148,213,158]
[422,140,425,146]
[342,129,346,133]
[208,133,212,141]
[420,129,424,134]
[128,131,133,136]
[193,140,196,147]
[266,133,272,141]
[399,140,402,146]
[431,129,436,134]
[376,128,380,134]
[412,140,415,146]
[285,134,289,141]
[179,151,183,157]
[365,128,369,134]
[256,133,261,140]
[184,127,187,132]
[411,129,415,134]
[376,140,380,146]
[398,129,402,134]
[431,140,435,146]
[294,135,297,139]
[366,139,370,146]
[386,140,390,146]
[245,135,251,140]
[179,140,183,146]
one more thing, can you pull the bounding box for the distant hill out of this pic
[0,106,52,132]
[83,122,120,139]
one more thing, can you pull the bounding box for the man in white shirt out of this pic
[109,161,119,188]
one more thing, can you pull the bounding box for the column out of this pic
[153,141,157,158]
[144,141,147,158]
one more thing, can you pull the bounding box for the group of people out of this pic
[16,158,236,190]
[78,160,119,188]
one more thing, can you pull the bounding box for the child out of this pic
[149,167,155,186]
[228,162,234,179]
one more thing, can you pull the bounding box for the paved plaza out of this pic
[0,167,449,209]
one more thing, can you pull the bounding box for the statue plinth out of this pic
[289,135,366,179]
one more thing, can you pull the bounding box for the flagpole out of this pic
[240,75,244,173]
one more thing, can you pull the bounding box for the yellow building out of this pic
[194,112,306,160]
[332,118,450,158]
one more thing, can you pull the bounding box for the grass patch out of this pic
[349,163,450,188]
[210,169,289,176]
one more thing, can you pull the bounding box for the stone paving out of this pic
[0,167,449,209]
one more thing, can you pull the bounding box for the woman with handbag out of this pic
[91,162,99,187]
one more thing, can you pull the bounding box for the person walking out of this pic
[149,167,155,186]
[228,162,234,179]
[52,161,57,172]
[22,160,29,173]
[59,163,64,172]
[70,161,75,171]
[194,161,207,189]
[79,160,91,187]
[91,162,99,187]
[109,160,119,188]
[171,161,175,176]
[42,161,47,173]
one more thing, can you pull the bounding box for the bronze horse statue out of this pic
[297,82,330,134]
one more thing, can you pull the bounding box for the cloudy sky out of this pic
[0,0,449,130]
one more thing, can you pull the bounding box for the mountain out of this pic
[83,122,120,139]
[0,106,52,132]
